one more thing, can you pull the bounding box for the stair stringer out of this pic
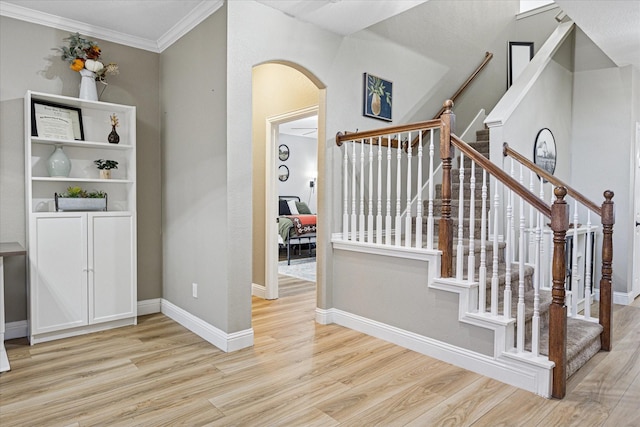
[429,277,554,398]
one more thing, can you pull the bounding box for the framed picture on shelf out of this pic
[31,99,85,140]
[363,72,392,122]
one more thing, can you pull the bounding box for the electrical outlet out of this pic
[192,283,198,298]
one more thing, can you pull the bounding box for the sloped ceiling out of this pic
[554,0,640,69]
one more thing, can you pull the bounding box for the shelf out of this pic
[33,177,133,184]
[29,91,135,113]
[32,138,132,150]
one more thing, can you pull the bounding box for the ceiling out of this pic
[0,0,637,67]
[279,116,318,139]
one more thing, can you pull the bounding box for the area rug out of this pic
[278,258,316,282]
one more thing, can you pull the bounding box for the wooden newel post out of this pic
[599,190,614,351]
[549,186,569,399]
[439,99,455,277]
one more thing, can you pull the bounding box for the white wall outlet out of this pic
[192,282,198,298]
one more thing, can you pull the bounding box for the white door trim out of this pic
[265,106,319,300]
[632,122,640,300]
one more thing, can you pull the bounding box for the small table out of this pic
[1,242,26,373]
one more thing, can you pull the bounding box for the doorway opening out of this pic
[250,62,325,302]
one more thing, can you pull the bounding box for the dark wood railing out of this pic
[502,141,614,398]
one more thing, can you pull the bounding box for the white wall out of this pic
[277,133,318,213]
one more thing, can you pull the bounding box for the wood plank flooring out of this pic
[1,278,638,426]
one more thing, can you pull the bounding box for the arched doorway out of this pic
[251,62,326,301]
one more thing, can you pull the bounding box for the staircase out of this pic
[428,128,604,380]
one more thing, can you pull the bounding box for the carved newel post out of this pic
[549,186,569,399]
[439,99,455,277]
[599,190,614,351]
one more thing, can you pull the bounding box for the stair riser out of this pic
[430,217,487,239]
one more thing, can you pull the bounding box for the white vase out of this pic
[47,145,71,177]
[79,68,98,101]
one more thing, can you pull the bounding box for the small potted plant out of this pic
[94,159,118,179]
[55,186,107,211]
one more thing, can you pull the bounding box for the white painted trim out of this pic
[0,1,158,52]
[0,0,223,53]
[4,320,28,340]
[594,288,635,306]
[516,4,559,20]
[315,307,333,325]
[160,299,253,352]
[156,0,224,52]
[332,233,440,261]
[328,308,553,397]
[252,283,267,299]
[266,106,319,301]
[137,298,161,316]
[485,21,574,128]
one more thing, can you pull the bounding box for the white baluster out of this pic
[359,140,365,242]
[479,169,487,313]
[367,138,374,244]
[504,161,513,319]
[351,140,357,241]
[395,133,402,246]
[517,165,526,352]
[491,180,500,316]
[456,151,465,280]
[571,200,579,317]
[468,160,476,281]
[415,131,423,248]
[405,133,413,247]
[427,130,435,250]
[532,209,542,356]
[385,135,392,245]
[343,139,349,240]
[376,136,383,244]
[585,210,593,318]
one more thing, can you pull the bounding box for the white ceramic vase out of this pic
[79,68,98,101]
[47,145,71,177]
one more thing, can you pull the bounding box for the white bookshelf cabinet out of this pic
[25,91,137,344]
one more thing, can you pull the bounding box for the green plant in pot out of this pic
[56,186,107,211]
[94,159,118,179]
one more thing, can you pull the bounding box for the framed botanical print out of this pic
[363,72,392,122]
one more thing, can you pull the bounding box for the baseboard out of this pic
[5,320,28,340]
[315,307,333,325]
[137,298,162,315]
[160,299,253,352]
[594,289,635,305]
[252,283,266,299]
[328,307,553,397]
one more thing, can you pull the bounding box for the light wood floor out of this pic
[1,279,638,426]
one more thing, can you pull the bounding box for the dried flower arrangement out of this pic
[58,33,119,84]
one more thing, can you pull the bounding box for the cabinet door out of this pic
[30,214,88,334]
[88,213,136,324]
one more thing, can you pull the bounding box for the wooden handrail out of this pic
[503,142,601,216]
[408,52,494,150]
[452,135,552,218]
[335,119,442,146]
[432,51,493,120]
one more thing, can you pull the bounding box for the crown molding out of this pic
[0,0,224,53]
[157,0,224,52]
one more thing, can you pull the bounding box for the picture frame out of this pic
[278,165,290,182]
[507,41,534,88]
[533,128,557,180]
[363,72,392,122]
[31,99,85,141]
[278,144,290,161]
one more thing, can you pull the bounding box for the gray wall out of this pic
[0,16,162,323]
[160,6,231,329]
[332,250,494,356]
